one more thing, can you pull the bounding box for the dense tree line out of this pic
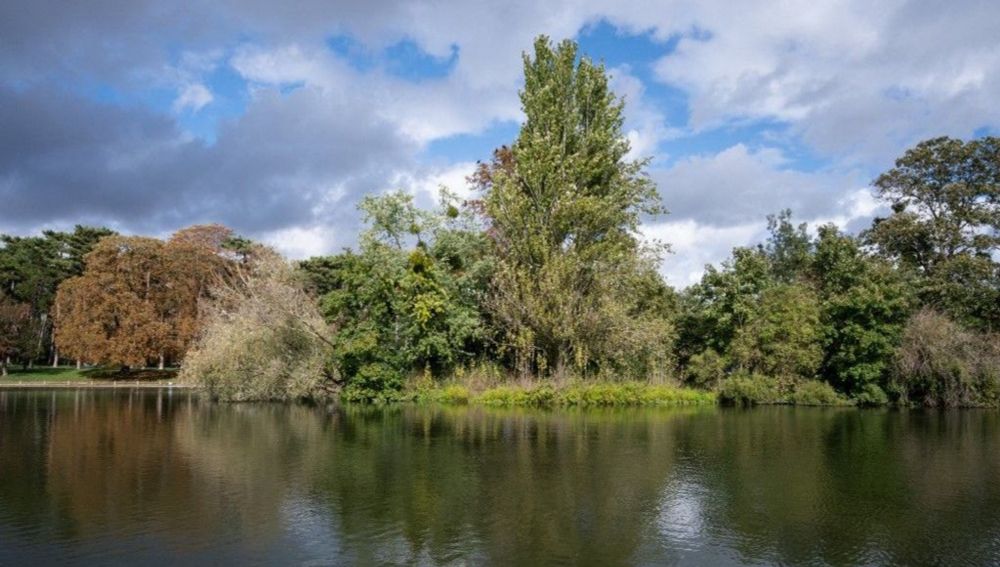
[0,226,114,374]
[677,135,1000,407]
[2,37,998,405]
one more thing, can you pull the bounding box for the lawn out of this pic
[1,367,179,383]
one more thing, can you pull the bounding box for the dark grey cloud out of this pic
[0,86,188,226]
[0,83,416,242]
[0,2,226,86]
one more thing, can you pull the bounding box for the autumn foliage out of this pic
[53,225,236,369]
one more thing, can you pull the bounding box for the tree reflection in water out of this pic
[1,391,999,565]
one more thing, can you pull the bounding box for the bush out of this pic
[408,381,472,404]
[558,382,714,407]
[718,373,782,406]
[437,385,472,404]
[180,251,333,402]
[853,383,889,407]
[341,362,405,403]
[891,310,1000,407]
[789,380,852,406]
[686,349,727,389]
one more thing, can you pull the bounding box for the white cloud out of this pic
[263,224,340,259]
[609,65,681,162]
[651,0,1000,162]
[231,42,519,144]
[643,219,762,287]
[654,144,865,227]
[643,144,882,286]
[394,161,479,202]
[172,83,214,113]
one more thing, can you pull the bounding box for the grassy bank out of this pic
[405,380,717,408]
[1,366,179,384]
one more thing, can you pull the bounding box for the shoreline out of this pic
[0,381,197,390]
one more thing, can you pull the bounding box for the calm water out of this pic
[1,390,999,565]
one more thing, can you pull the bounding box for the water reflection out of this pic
[1,391,999,565]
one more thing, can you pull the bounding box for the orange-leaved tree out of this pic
[54,226,237,371]
[162,224,237,366]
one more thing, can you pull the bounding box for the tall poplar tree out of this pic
[479,36,671,378]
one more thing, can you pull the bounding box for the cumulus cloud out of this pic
[644,219,764,287]
[653,0,1000,162]
[646,145,881,286]
[2,0,998,284]
[609,66,680,162]
[654,144,865,227]
[231,43,520,144]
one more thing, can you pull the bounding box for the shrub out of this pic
[686,348,727,389]
[891,310,1000,407]
[409,382,472,404]
[853,383,889,407]
[717,373,782,406]
[790,380,852,406]
[180,250,333,402]
[477,385,545,407]
[557,382,713,407]
[341,362,405,403]
[437,384,472,404]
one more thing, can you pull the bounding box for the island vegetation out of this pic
[1,37,998,408]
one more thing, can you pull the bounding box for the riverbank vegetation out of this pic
[2,36,998,407]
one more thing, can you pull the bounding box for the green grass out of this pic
[1,366,179,383]
[406,380,716,408]
[0,367,88,382]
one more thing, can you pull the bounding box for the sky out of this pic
[2,1,999,287]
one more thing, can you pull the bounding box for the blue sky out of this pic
[2,1,998,286]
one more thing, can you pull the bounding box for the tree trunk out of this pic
[35,314,47,366]
[158,354,165,370]
[53,349,59,368]
[76,359,82,370]
[1,359,6,377]
[27,360,33,369]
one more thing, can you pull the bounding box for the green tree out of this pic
[678,213,910,403]
[676,246,773,365]
[0,226,115,366]
[865,136,1000,329]
[811,225,911,395]
[479,36,670,378]
[763,209,812,282]
[304,191,494,401]
[730,283,824,388]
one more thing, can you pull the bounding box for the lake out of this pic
[1,389,998,565]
